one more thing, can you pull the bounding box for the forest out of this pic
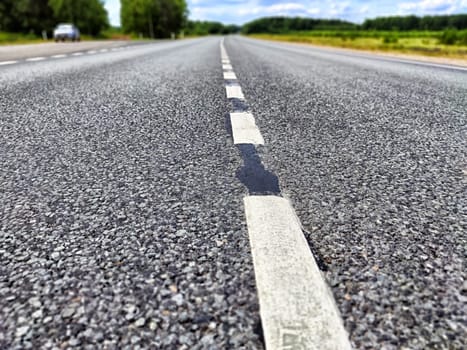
[120,0,187,38]
[0,0,109,36]
[242,14,467,34]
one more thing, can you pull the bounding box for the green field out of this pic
[250,30,467,60]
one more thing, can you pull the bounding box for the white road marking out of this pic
[223,71,237,80]
[225,85,245,99]
[26,57,45,62]
[230,112,264,145]
[100,49,108,53]
[244,196,352,350]
[52,54,67,59]
[87,50,97,54]
[223,64,233,70]
[220,38,351,349]
[72,52,84,56]
[0,60,18,66]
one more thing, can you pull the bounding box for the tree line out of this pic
[362,14,467,31]
[0,0,109,36]
[242,14,467,34]
[184,21,240,36]
[242,17,356,34]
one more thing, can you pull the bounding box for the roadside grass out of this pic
[0,28,131,45]
[249,31,467,59]
[0,32,45,44]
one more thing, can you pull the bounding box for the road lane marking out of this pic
[224,71,237,80]
[225,85,245,99]
[52,54,67,59]
[26,57,45,62]
[230,112,264,145]
[221,44,229,60]
[220,38,352,349]
[72,52,84,56]
[223,64,233,70]
[0,61,18,66]
[87,50,97,54]
[244,196,351,350]
[100,49,108,53]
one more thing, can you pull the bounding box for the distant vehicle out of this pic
[53,24,80,42]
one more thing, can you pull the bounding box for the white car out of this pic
[54,24,80,42]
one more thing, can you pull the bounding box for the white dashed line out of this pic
[230,112,264,145]
[26,57,46,62]
[0,60,18,66]
[220,38,352,349]
[223,71,237,80]
[244,196,351,350]
[225,85,245,99]
[72,52,84,56]
[52,54,67,59]
[87,50,97,54]
[100,49,108,53]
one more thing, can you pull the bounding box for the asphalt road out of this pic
[0,37,466,349]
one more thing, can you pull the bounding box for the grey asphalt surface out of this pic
[226,37,466,349]
[0,38,261,349]
[0,36,466,349]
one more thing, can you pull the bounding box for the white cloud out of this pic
[107,0,467,26]
[360,5,370,14]
[237,3,320,16]
[398,0,462,13]
[191,1,321,22]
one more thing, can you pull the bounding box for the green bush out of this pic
[459,30,467,45]
[439,30,457,45]
[383,35,399,44]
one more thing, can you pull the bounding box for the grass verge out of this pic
[249,31,467,61]
[0,32,45,44]
[0,29,131,45]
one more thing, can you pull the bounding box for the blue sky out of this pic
[104,0,467,26]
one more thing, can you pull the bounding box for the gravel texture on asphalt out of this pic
[225,36,467,350]
[0,38,263,349]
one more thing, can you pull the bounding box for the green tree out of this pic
[121,0,188,38]
[0,0,54,34]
